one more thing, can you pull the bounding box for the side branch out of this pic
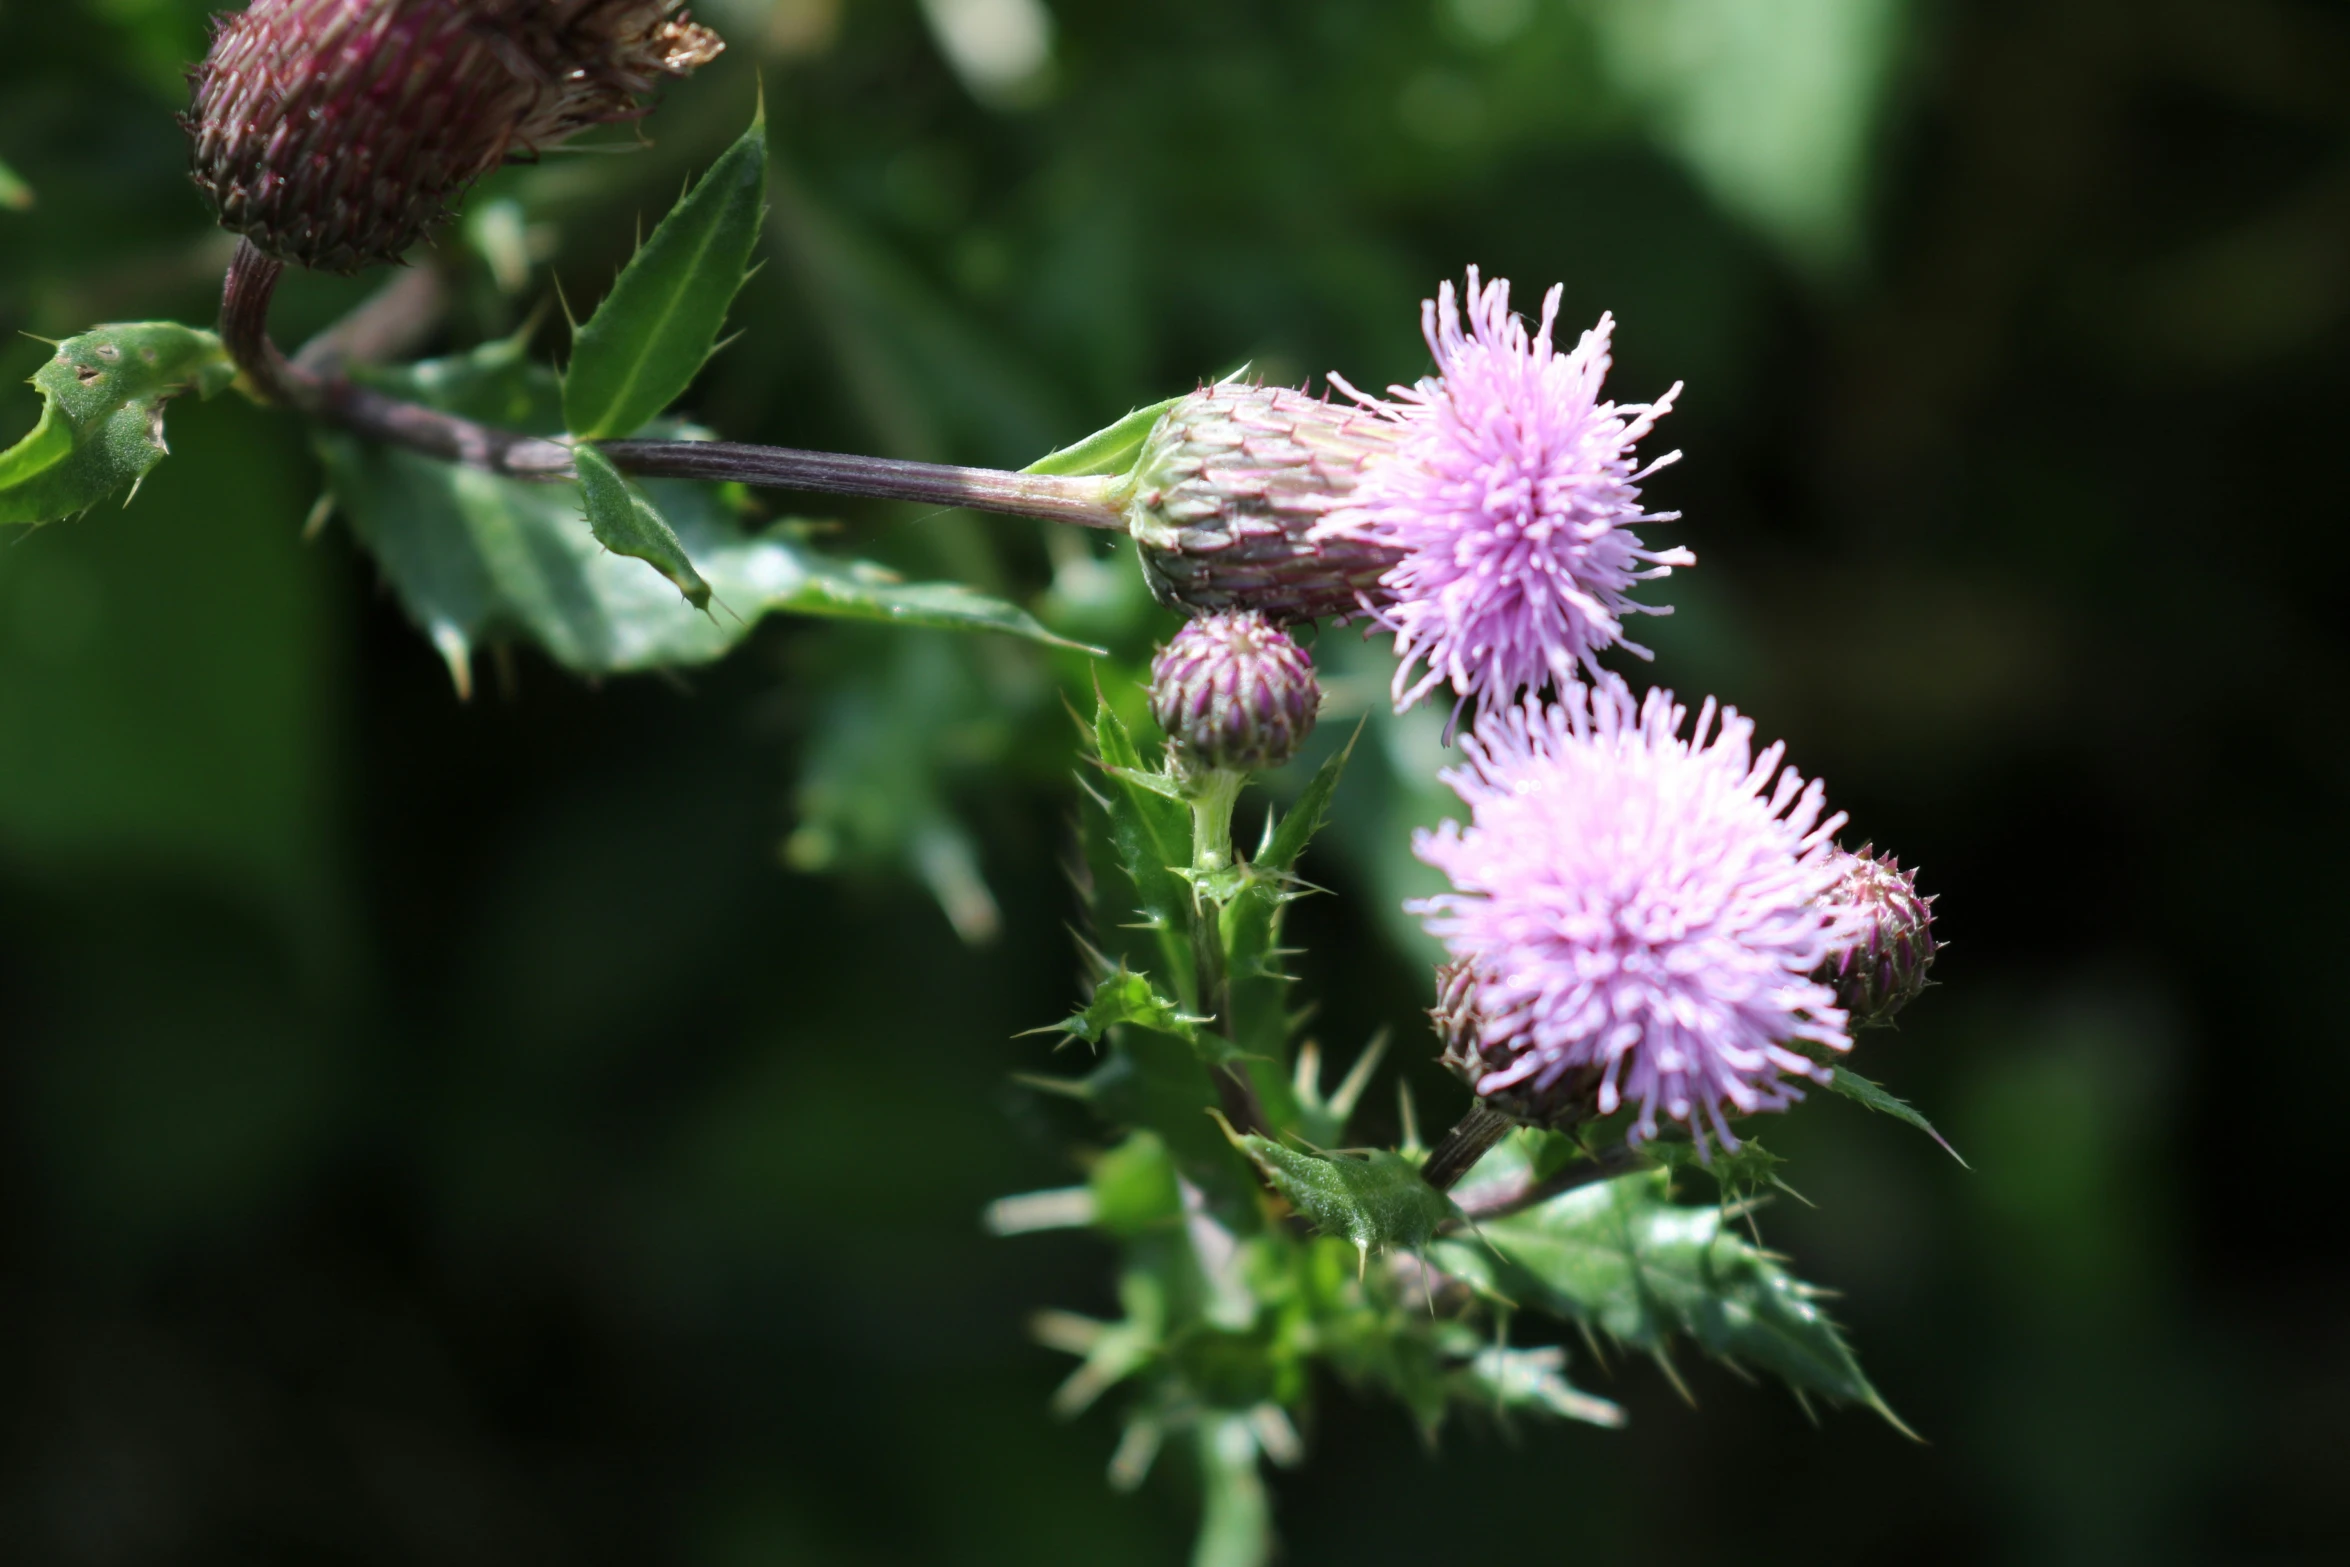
[217,241,1128,527]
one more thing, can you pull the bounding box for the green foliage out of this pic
[1193,1419,1274,1567]
[0,153,28,211]
[0,323,233,528]
[563,104,769,441]
[1023,394,1184,480]
[571,442,712,611]
[1454,1343,1626,1429]
[1088,1132,1184,1237]
[313,338,1076,686]
[1586,0,1912,272]
[1432,1168,1900,1423]
[1220,734,1353,1068]
[1829,1064,1967,1164]
[1045,966,1199,1048]
[1224,1128,1454,1260]
[1087,696,1198,1004]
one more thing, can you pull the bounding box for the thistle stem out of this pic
[1447,1144,1643,1225]
[215,241,1129,527]
[1419,1101,1518,1193]
[1188,771,1269,1140]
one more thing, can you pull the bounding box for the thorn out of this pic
[431,623,473,701]
[1291,1039,1321,1104]
[1329,1029,1389,1125]
[1653,1351,1695,1407]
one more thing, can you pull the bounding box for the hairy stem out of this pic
[216,241,1129,526]
[1419,1101,1518,1193]
[1446,1144,1645,1226]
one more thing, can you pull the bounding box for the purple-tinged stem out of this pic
[1446,1144,1643,1226]
[217,241,1128,527]
[1419,1100,1517,1193]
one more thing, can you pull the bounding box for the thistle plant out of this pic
[0,8,1960,1563]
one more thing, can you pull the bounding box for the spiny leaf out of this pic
[1430,1169,1901,1426]
[0,323,233,527]
[563,103,768,440]
[1039,966,1197,1047]
[1218,730,1356,1084]
[1022,393,1183,479]
[315,338,1079,686]
[1254,725,1355,878]
[1219,1119,1453,1258]
[1828,1065,1966,1165]
[1090,696,1196,1006]
[1454,1344,1625,1429]
[572,442,711,610]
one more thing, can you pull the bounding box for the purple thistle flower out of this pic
[1316,269,1691,717]
[1412,676,1854,1153]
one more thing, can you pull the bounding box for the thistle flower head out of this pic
[1412,676,1853,1154]
[1148,611,1322,773]
[187,0,724,273]
[1123,381,1406,624]
[1316,269,1691,717]
[1819,845,1939,1028]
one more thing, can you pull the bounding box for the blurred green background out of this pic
[2,0,2344,1561]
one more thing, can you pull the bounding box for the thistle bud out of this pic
[186,0,725,274]
[1819,845,1938,1029]
[1123,382,1405,624]
[1428,960,1600,1130]
[1147,611,1321,774]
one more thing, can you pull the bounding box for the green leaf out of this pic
[1089,1131,1184,1237]
[1585,0,1910,274]
[1828,1065,1966,1165]
[315,339,1079,686]
[572,442,711,611]
[1431,1169,1899,1423]
[0,323,234,528]
[1222,1123,1453,1259]
[1192,1419,1273,1567]
[1041,966,1198,1047]
[1215,730,1357,1112]
[1023,393,1183,479]
[1453,1344,1625,1429]
[1253,725,1355,878]
[0,153,30,211]
[563,104,768,440]
[1089,696,1196,1006]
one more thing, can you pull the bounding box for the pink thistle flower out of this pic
[1412,676,1854,1154]
[1316,269,1691,717]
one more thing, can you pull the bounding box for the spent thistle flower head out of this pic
[1122,381,1406,625]
[1148,611,1321,773]
[1818,845,1939,1029]
[1413,676,1853,1153]
[1315,269,1691,718]
[187,0,725,273]
[1429,959,1602,1128]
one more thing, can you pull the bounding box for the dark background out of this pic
[2,0,2344,1562]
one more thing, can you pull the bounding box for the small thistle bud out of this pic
[187,0,725,273]
[1428,960,1601,1130]
[1147,611,1321,773]
[1818,845,1938,1029]
[1122,382,1405,624]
